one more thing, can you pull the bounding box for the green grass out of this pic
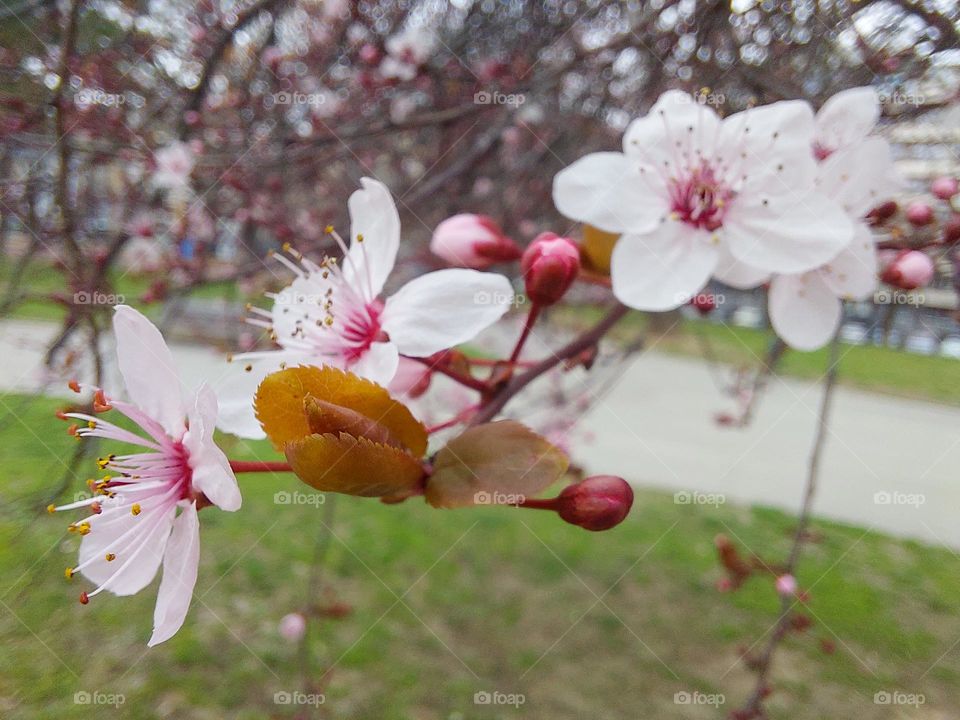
[555,305,960,406]
[2,394,960,718]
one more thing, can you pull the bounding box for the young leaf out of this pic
[425,420,569,508]
[255,365,428,455]
[286,432,426,497]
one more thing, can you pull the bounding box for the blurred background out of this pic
[2,0,960,718]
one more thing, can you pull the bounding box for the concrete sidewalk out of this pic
[2,318,959,548]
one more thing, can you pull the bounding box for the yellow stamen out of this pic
[65,567,74,579]
[105,553,116,562]
[47,504,56,514]
[131,503,142,516]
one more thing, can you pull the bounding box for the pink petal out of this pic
[184,385,242,512]
[344,178,400,300]
[769,272,842,351]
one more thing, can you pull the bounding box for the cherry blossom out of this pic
[553,90,853,311]
[50,306,241,646]
[153,141,195,190]
[216,178,514,439]
[430,213,521,269]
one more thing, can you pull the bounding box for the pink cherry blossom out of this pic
[216,178,514,439]
[51,306,241,646]
[880,250,935,290]
[553,90,853,311]
[153,141,195,190]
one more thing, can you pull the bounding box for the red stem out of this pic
[425,404,479,434]
[509,303,541,364]
[413,356,489,392]
[229,460,293,473]
[518,496,559,511]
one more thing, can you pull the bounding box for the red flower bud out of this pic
[554,475,633,531]
[905,201,934,226]
[880,249,935,290]
[943,216,960,244]
[865,200,898,226]
[521,232,580,306]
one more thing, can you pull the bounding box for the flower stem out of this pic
[413,356,489,392]
[228,460,293,473]
[508,303,541,364]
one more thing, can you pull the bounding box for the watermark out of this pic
[680,291,726,307]
[267,92,328,108]
[474,91,525,108]
[474,690,525,707]
[74,291,125,306]
[473,290,522,306]
[274,490,326,507]
[874,690,925,707]
[274,290,325,306]
[674,690,725,707]
[76,89,125,107]
[674,490,725,507]
[874,289,924,307]
[273,690,325,706]
[474,491,525,506]
[74,690,125,707]
[878,91,924,108]
[675,87,726,107]
[873,491,925,508]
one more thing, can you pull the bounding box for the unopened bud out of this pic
[931,176,958,200]
[905,201,934,226]
[430,214,521,269]
[521,232,580,306]
[865,200,898,226]
[555,475,633,531]
[943,216,960,244]
[880,249,935,290]
[278,612,306,641]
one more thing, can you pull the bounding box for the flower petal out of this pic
[623,90,722,167]
[148,503,201,647]
[817,137,900,218]
[350,341,400,386]
[112,305,185,437]
[815,87,879,155]
[78,502,175,596]
[723,100,817,190]
[184,385,242,512]
[819,223,878,301]
[723,191,852,274]
[610,222,719,311]
[713,244,770,290]
[769,272,842,351]
[381,269,514,357]
[345,177,401,299]
[552,152,666,235]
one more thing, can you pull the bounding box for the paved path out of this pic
[3,318,959,548]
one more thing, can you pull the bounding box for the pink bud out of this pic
[555,475,633,531]
[931,176,958,200]
[906,201,934,226]
[359,43,381,65]
[775,574,797,598]
[388,357,432,399]
[430,214,521,269]
[278,612,306,641]
[880,250,935,290]
[521,232,580,306]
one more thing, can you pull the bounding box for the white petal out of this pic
[213,351,308,439]
[148,503,201,647]
[184,385,241,512]
[382,269,513,357]
[610,222,719,311]
[713,244,770,289]
[769,272,842,351]
[723,100,817,190]
[622,90,722,167]
[349,341,400,386]
[815,87,879,154]
[817,137,900,218]
[345,177,400,299]
[78,503,175,596]
[724,191,852,274]
[112,305,185,437]
[552,152,666,235]
[819,223,878,301]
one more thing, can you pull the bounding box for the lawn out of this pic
[2,393,960,719]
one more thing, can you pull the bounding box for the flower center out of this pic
[339,299,386,362]
[669,164,732,231]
